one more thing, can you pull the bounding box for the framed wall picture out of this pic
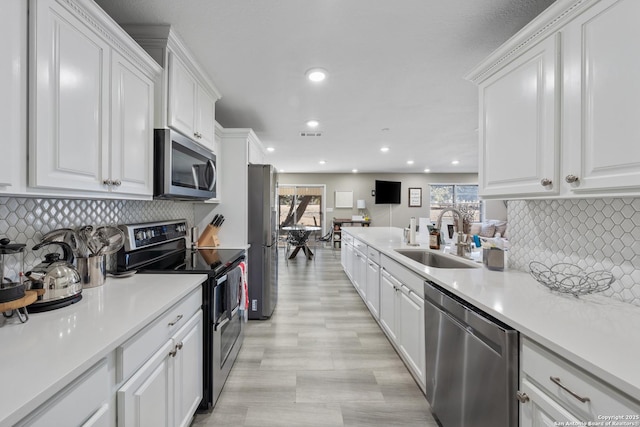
[335,191,353,208]
[408,187,422,207]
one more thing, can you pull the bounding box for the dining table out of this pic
[282,225,321,260]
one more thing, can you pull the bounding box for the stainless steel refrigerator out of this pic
[247,164,278,319]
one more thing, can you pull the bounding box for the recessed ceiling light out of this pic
[279,169,285,172]
[266,147,275,152]
[306,68,327,82]
[407,160,414,165]
[451,160,460,165]
[306,120,319,128]
[380,147,389,153]
[424,168,431,173]
[352,169,358,173]
[319,160,326,165]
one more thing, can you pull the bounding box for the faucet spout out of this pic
[434,208,469,258]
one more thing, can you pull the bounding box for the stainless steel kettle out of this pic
[26,241,82,305]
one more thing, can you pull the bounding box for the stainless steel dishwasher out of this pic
[424,280,518,427]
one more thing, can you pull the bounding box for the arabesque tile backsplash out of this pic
[508,198,640,306]
[0,197,195,270]
[2,195,639,307]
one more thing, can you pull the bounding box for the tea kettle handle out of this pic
[32,241,75,263]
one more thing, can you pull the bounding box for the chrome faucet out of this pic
[435,208,470,258]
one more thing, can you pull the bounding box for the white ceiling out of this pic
[95,0,555,174]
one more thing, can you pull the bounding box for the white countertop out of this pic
[0,273,207,427]
[343,227,640,401]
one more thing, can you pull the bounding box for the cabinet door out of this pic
[30,0,110,192]
[353,250,367,298]
[344,243,354,281]
[478,35,559,197]
[168,52,197,139]
[196,85,216,150]
[1,0,26,190]
[398,286,426,387]
[379,270,398,342]
[111,51,154,195]
[174,311,203,427]
[365,260,380,319]
[118,340,174,427]
[563,0,640,193]
[520,379,582,427]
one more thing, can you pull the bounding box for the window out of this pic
[277,185,325,240]
[429,184,482,224]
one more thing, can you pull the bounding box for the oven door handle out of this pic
[216,316,229,331]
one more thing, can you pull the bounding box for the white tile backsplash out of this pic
[508,198,640,306]
[0,196,195,269]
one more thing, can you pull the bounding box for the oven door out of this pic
[154,128,217,200]
[213,272,241,367]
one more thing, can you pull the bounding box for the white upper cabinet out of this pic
[29,0,160,197]
[562,0,640,194]
[467,0,640,199]
[168,54,217,149]
[111,51,155,196]
[1,0,27,192]
[125,25,222,153]
[478,35,559,197]
[30,0,110,192]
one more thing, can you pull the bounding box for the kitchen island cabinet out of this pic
[340,227,640,422]
[467,0,640,199]
[0,273,206,427]
[29,0,160,198]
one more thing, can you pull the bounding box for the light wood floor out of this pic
[192,245,437,427]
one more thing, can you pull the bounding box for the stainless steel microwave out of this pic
[154,129,217,200]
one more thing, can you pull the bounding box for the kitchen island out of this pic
[342,227,640,420]
[0,273,207,427]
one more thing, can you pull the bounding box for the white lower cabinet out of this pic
[379,260,426,390]
[352,247,367,298]
[379,269,399,342]
[365,258,380,319]
[520,378,582,426]
[16,359,110,427]
[397,285,425,385]
[519,337,640,426]
[118,310,203,427]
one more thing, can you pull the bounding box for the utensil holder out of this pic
[483,248,504,271]
[197,224,220,247]
[77,255,106,288]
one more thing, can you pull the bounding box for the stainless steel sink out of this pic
[394,249,480,269]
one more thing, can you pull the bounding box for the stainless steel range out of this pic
[116,219,246,411]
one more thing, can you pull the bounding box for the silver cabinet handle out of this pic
[103,179,113,186]
[540,178,552,187]
[176,341,184,350]
[565,175,580,184]
[113,179,122,187]
[169,347,178,357]
[516,391,530,403]
[549,376,590,403]
[168,314,183,326]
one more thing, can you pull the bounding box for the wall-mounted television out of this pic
[374,180,401,204]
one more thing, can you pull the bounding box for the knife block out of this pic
[197,224,220,247]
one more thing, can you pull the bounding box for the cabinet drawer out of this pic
[353,239,367,251]
[17,359,109,427]
[367,246,380,264]
[380,255,424,295]
[117,287,202,382]
[342,233,353,245]
[522,338,640,420]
